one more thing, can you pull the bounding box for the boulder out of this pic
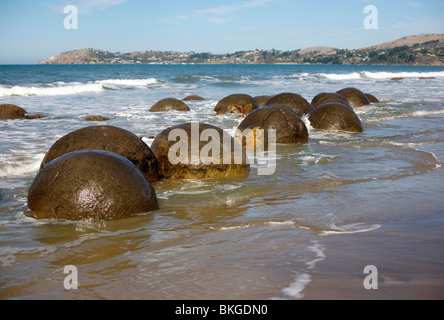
[0,104,27,120]
[336,87,370,108]
[28,150,159,220]
[264,92,312,117]
[214,94,259,115]
[25,113,46,119]
[85,115,110,121]
[254,95,272,108]
[151,122,250,180]
[41,125,160,184]
[311,92,350,109]
[365,93,379,103]
[183,95,205,101]
[308,102,363,132]
[150,98,190,112]
[237,106,309,145]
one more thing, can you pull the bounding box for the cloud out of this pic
[164,0,275,25]
[46,0,127,15]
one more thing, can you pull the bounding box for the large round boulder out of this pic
[28,150,159,220]
[0,104,27,120]
[336,87,370,108]
[264,92,312,117]
[183,95,205,101]
[365,93,379,103]
[150,98,190,112]
[311,92,350,109]
[41,125,160,184]
[214,94,259,115]
[308,102,363,132]
[237,106,309,145]
[151,122,250,180]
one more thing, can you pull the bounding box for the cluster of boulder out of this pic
[22,87,378,221]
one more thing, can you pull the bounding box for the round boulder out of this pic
[183,95,205,101]
[336,87,370,108]
[308,102,363,132]
[311,92,350,109]
[237,106,309,145]
[41,125,160,184]
[214,94,259,115]
[264,92,312,117]
[254,95,272,108]
[151,122,250,180]
[365,93,379,103]
[150,98,190,112]
[28,150,159,220]
[0,104,27,120]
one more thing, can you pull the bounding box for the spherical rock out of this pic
[28,150,159,220]
[336,87,370,108]
[311,92,350,109]
[214,94,259,115]
[85,115,110,121]
[308,102,363,132]
[0,104,27,120]
[365,93,379,103]
[150,98,190,112]
[264,92,312,117]
[254,95,271,108]
[41,125,160,183]
[183,95,205,101]
[151,122,250,180]
[237,106,309,145]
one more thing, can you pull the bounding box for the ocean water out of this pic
[1,64,444,299]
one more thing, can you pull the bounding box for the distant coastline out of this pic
[38,33,444,66]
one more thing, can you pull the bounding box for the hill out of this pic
[38,33,444,66]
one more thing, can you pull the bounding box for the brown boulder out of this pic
[254,95,272,108]
[336,87,370,108]
[0,104,27,120]
[41,125,160,184]
[311,92,350,109]
[183,95,205,101]
[264,92,312,117]
[85,115,110,121]
[151,122,250,180]
[150,98,190,112]
[365,93,379,103]
[309,102,363,132]
[25,113,46,119]
[237,106,309,145]
[28,150,158,220]
[214,94,259,115]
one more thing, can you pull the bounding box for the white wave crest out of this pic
[0,78,158,97]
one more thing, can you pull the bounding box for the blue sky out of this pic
[0,0,443,64]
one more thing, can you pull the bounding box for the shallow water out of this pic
[1,64,444,299]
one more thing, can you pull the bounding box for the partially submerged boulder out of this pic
[237,106,309,145]
[264,92,312,117]
[28,150,159,220]
[309,102,363,132]
[336,87,371,108]
[0,104,27,120]
[151,122,250,180]
[150,98,190,112]
[41,125,160,183]
[214,94,259,115]
[311,92,350,109]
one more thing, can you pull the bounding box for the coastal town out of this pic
[39,33,444,66]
